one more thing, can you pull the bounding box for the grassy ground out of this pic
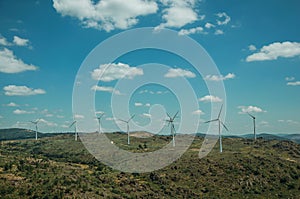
[0,133,299,198]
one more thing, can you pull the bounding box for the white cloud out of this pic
[13,36,29,46]
[204,22,215,29]
[216,12,231,25]
[91,62,143,82]
[164,68,196,78]
[0,35,11,46]
[74,114,84,119]
[285,77,295,81]
[198,95,222,103]
[135,102,143,107]
[0,48,38,73]
[142,113,151,118]
[287,81,300,86]
[39,118,58,127]
[13,109,34,114]
[139,89,148,94]
[259,121,269,126]
[278,119,299,124]
[214,29,224,35]
[192,109,205,115]
[248,45,257,51]
[145,103,151,107]
[238,105,266,114]
[156,0,198,29]
[178,26,206,36]
[204,73,235,81]
[53,0,158,32]
[4,85,46,96]
[61,124,69,128]
[246,41,300,62]
[91,85,122,95]
[5,102,19,107]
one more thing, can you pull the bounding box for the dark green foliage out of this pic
[0,133,299,198]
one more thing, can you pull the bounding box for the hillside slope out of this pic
[0,133,299,198]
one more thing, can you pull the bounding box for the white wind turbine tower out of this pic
[165,111,179,147]
[205,104,228,153]
[247,112,256,141]
[119,114,135,145]
[69,121,77,141]
[30,119,40,140]
[96,113,105,134]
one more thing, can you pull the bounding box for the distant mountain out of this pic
[0,128,62,141]
[235,133,300,143]
[279,134,300,144]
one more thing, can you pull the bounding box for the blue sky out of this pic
[0,0,300,135]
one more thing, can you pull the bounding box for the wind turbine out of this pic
[96,113,105,134]
[119,114,135,145]
[247,112,256,141]
[165,111,179,147]
[69,121,77,141]
[30,119,40,140]
[205,104,228,153]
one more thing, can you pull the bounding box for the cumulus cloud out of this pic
[164,68,196,78]
[13,109,34,114]
[204,22,215,29]
[204,73,235,81]
[135,102,143,107]
[0,35,11,46]
[248,44,257,51]
[4,85,46,96]
[13,36,29,46]
[178,26,206,36]
[278,119,299,124]
[5,102,19,107]
[287,81,300,86]
[216,12,231,25]
[145,103,151,107]
[39,118,58,127]
[192,109,205,115]
[0,48,38,73]
[238,105,266,114]
[74,114,84,119]
[214,29,224,35]
[246,41,300,62]
[91,62,143,82]
[198,95,222,103]
[91,85,122,95]
[142,113,151,118]
[156,0,198,29]
[285,77,295,81]
[53,0,158,32]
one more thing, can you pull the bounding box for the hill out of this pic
[239,133,300,144]
[0,132,299,198]
[0,128,64,141]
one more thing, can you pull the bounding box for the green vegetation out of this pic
[0,132,300,198]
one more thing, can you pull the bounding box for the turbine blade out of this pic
[118,119,127,123]
[128,114,135,122]
[166,112,172,119]
[69,121,76,128]
[204,119,218,123]
[247,112,255,119]
[220,121,229,131]
[172,111,179,120]
[218,104,223,119]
